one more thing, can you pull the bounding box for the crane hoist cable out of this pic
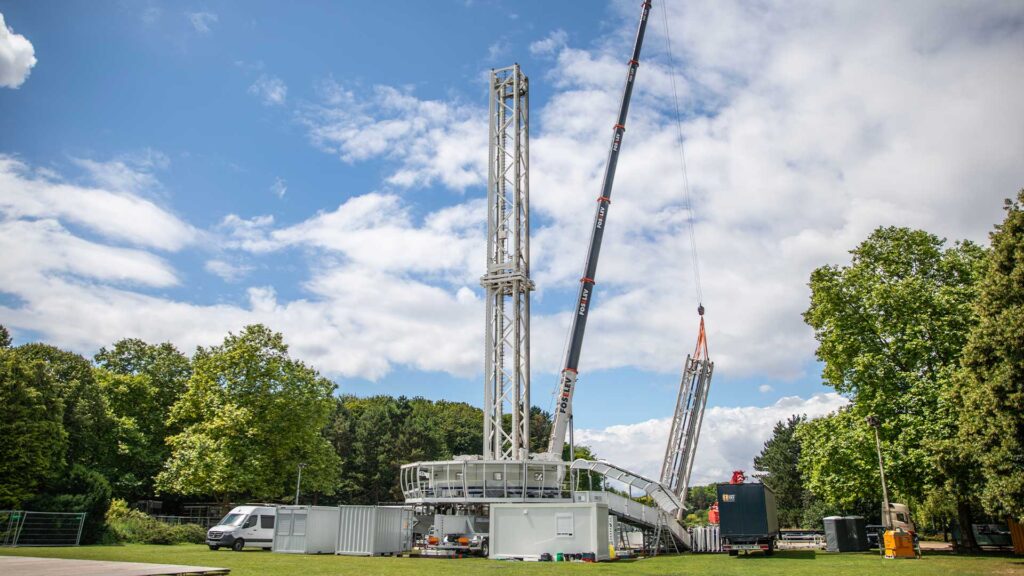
[659,1,705,312]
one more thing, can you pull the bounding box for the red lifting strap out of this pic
[629,59,639,66]
[580,277,595,284]
[693,316,710,360]
[613,123,626,132]
[597,196,611,203]
[563,367,578,374]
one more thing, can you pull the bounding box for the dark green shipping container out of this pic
[716,483,779,540]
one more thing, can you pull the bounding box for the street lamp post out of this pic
[295,462,307,505]
[865,415,891,529]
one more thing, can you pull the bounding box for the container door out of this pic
[291,511,308,553]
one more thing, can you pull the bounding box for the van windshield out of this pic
[218,513,246,527]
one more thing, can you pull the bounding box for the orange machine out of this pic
[883,530,918,559]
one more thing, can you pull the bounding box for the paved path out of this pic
[0,556,229,575]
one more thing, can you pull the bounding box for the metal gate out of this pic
[1,511,86,547]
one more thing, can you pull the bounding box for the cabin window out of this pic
[260,515,275,529]
[896,513,908,523]
[242,515,257,529]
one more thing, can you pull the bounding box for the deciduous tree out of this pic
[156,325,340,501]
[801,227,986,532]
[957,191,1024,521]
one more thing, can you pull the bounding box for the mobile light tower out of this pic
[482,64,534,461]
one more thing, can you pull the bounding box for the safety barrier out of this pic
[0,510,86,547]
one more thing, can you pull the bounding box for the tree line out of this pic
[0,323,575,542]
[747,192,1024,552]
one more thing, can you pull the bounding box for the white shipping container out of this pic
[273,506,339,554]
[336,505,412,556]
[489,502,610,561]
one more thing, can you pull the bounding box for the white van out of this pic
[206,505,276,551]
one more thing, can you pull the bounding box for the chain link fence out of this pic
[1,510,86,547]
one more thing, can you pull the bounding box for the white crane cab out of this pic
[206,505,276,551]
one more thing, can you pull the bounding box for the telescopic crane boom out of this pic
[544,0,653,459]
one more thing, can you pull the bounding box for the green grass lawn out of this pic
[1,545,1021,576]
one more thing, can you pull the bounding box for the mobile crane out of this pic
[542,0,653,460]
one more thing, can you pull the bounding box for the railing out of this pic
[1,511,86,547]
[151,515,221,529]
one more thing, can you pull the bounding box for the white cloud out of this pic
[0,12,37,89]
[249,74,287,106]
[270,177,287,198]
[204,259,252,282]
[187,11,218,33]
[0,218,179,289]
[1,157,484,380]
[301,82,487,190]
[529,29,568,56]
[487,40,509,61]
[223,192,485,284]
[577,393,849,486]
[0,155,197,251]
[759,384,774,394]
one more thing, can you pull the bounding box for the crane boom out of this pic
[544,0,653,459]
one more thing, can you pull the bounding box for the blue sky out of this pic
[2,1,1021,481]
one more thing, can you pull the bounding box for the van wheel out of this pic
[480,540,489,557]
[208,545,219,551]
[232,539,245,552]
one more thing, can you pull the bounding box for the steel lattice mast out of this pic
[482,64,534,461]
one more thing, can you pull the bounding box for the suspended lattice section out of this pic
[660,316,714,515]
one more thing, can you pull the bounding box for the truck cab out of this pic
[206,505,276,551]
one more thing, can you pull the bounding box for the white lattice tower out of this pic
[482,64,534,460]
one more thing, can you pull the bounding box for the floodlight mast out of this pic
[543,0,653,460]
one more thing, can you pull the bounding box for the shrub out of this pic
[28,465,112,544]
[170,523,207,544]
[105,498,207,545]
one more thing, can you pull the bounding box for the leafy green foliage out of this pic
[106,499,205,545]
[14,344,117,476]
[957,191,1024,520]
[801,227,986,512]
[94,339,191,500]
[754,415,809,527]
[156,325,341,501]
[0,349,67,508]
[0,324,11,348]
[28,465,112,544]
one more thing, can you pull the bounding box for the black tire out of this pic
[765,542,775,556]
[728,550,738,556]
[263,547,272,551]
[480,540,489,557]
[231,539,245,552]
[208,545,219,551]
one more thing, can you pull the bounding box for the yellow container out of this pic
[884,530,916,559]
